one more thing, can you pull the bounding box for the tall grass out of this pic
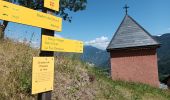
[0,39,170,100]
[0,39,38,99]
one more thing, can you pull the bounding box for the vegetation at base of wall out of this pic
[0,39,170,100]
[89,67,170,100]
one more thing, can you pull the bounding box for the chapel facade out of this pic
[107,10,160,87]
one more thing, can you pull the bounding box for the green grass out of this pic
[0,39,170,100]
[88,67,170,100]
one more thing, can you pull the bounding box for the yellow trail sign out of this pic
[0,0,62,31]
[41,35,84,53]
[32,57,54,94]
[44,0,59,11]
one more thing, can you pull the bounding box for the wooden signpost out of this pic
[0,0,84,100]
[38,26,55,100]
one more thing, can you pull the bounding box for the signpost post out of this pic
[38,8,55,100]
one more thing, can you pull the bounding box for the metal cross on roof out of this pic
[123,4,129,14]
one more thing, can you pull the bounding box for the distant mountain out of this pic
[82,33,170,80]
[155,33,170,80]
[81,46,110,68]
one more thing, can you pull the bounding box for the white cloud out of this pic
[18,39,29,44]
[54,33,62,38]
[85,36,110,50]
[31,41,40,48]
[168,28,170,31]
[156,34,162,36]
[17,39,40,48]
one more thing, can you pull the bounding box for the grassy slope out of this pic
[0,39,170,100]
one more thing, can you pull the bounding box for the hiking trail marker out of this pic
[41,35,83,53]
[0,0,62,31]
[32,57,54,94]
[44,0,59,11]
[0,0,84,99]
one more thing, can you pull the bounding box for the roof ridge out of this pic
[106,14,128,49]
[107,14,160,51]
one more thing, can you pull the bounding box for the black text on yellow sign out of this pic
[41,35,84,53]
[44,0,59,11]
[0,0,62,31]
[32,57,54,94]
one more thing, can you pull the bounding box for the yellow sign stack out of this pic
[0,0,84,95]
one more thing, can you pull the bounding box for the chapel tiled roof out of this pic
[107,14,160,51]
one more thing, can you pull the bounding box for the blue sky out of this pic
[1,0,170,49]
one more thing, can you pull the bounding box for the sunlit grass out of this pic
[0,39,170,100]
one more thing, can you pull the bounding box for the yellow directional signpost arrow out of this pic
[41,35,84,53]
[44,0,59,11]
[0,0,62,31]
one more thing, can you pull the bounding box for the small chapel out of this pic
[107,5,160,87]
